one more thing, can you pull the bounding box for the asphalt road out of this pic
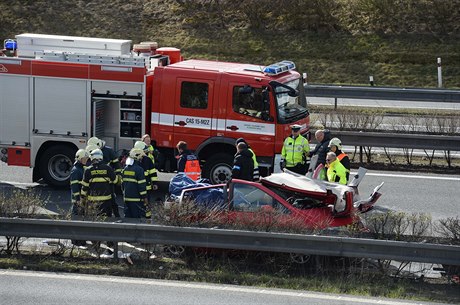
[1,162,459,221]
[0,269,450,305]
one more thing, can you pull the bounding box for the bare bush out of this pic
[434,217,460,242]
[364,211,409,240]
[0,189,47,254]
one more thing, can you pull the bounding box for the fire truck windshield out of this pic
[272,79,308,124]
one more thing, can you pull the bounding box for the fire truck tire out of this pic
[39,145,75,187]
[203,153,234,184]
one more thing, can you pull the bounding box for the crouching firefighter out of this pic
[122,148,148,218]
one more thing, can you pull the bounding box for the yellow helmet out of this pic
[129,148,145,160]
[75,149,89,161]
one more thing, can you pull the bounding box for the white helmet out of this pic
[134,140,148,152]
[85,144,99,154]
[88,136,103,148]
[328,137,342,150]
[89,148,104,161]
[129,148,145,160]
[75,149,89,161]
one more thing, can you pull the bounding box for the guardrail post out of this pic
[359,146,363,163]
[334,97,338,110]
[437,57,443,88]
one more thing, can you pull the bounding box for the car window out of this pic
[232,86,264,119]
[180,81,209,109]
[232,183,288,213]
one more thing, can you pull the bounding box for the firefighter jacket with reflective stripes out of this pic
[248,148,260,181]
[145,146,159,182]
[81,162,117,203]
[101,145,122,176]
[336,150,350,181]
[281,135,310,167]
[139,155,157,190]
[122,161,147,203]
[70,161,85,204]
[327,158,348,185]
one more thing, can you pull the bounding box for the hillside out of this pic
[1,0,459,88]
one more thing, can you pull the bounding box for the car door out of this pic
[223,82,276,160]
[173,78,215,149]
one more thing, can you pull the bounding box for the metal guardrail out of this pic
[304,84,460,103]
[331,131,460,151]
[1,218,459,266]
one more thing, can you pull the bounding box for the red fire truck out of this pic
[0,33,310,187]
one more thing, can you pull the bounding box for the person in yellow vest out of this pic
[325,151,348,185]
[176,141,201,181]
[328,137,350,182]
[281,124,310,175]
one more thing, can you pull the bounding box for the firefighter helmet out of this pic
[85,144,99,154]
[129,148,145,160]
[75,149,89,161]
[134,140,148,152]
[328,137,342,150]
[89,148,104,161]
[88,136,103,148]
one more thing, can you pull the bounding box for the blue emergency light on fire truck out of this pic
[0,33,310,187]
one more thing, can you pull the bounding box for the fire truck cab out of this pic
[0,33,310,186]
[151,59,310,184]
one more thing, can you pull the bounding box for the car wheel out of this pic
[203,153,233,184]
[39,145,75,187]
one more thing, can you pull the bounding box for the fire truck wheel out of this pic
[39,145,75,187]
[203,153,233,184]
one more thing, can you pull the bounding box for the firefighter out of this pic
[232,142,254,181]
[70,149,89,215]
[88,137,121,217]
[122,148,148,218]
[134,141,158,217]
[69,149,89,246]
[280,124,310,175]
[176,141,201,181]
[325,151,348,185]
[328,137,350,182]
[81,149,117,217]
[235,138,260,181]
[142,134,159,167]
[88,137,122,177]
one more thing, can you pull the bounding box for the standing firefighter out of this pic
[134,141,158,217]
[235,138,260,181]
[281,124,310,175]
[81,149,117,217]
[176,141,201,181]
[70,149,89,216]
[87,136,121,217]
[69,149,89,246]
[122,149,148,218]
[328,137,350,183]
